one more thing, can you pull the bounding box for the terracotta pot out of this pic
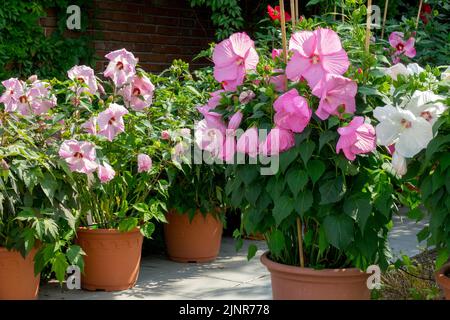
[261,252,370,300]
[436,263,450,299]
[0,247,40,300]
[76,228,143,291]
[164,210,223,263]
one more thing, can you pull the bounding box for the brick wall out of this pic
[40,0,215,73]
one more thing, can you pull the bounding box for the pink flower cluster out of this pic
[388,32,416,64]
[0,77,56,116]
[198,30,376,161]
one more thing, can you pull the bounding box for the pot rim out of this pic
[260,251,366,277]
[436,262,450,287]
[77,227,141,235]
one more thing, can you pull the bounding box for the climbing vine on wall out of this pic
[0,0,96,80]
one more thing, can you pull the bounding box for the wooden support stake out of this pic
[365,0,372,53]
[416,0,423,28]
[297,218,305,268]
[381,0,389,39]
[295,0,299,23]
[290,0,296,28]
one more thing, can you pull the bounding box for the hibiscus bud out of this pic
[161,130,170,140]
[27,75,38,83]
[357,68,363,74]
[264,65,273,72]
[392,152,407,176]
[0,159,9,170]
[228,111,243,130]
[98,99,104,107]
[239,90,256,104]
[137,154,152,173]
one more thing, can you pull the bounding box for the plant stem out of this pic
[297,217,305,267]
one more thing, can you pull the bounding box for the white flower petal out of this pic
[395,118,433,158]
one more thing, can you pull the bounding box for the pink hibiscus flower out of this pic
[0,78,22,112]
[336,116,376,161]
[122,74,155,111]
[259,127,295,156]
[269,69,287,92]
[286,28,349,90]
[212,32,259,91]
[81,117,98,135]
[68,65,98,95]
[59,140,98,173]
[236,127,259,158]
[389,32,416,63]
[312,74,357,120]
[273,89,312,133]
[97,103,129,141]
[29,81,57,115]
[137,154,152,173]
[97,162,115,183]
[104,49,138,87]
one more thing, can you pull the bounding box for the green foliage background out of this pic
[0,0,96,80]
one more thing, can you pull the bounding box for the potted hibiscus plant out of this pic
[0,77,84,299]
[194,14,403,298]
[153,60,227,263]
[55,49,170,291]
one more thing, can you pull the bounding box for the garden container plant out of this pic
[192,8,425,298]
[54,50,170,291]
[0,79,84,299]
[151,61,227,263]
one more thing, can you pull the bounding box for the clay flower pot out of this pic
[164,210,223,263]
[261,252,370,300]
[0,247,40,300]
[436,263,450,299]
[76,228,143,291]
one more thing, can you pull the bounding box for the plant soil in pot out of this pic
[76,227,143,291]
[436,263,450,299]
[261,252,370,300]
[0,247,40,300]
[164,210,223,263]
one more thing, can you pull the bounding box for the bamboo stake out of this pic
[279,0,289,88]
[341,0,344,22]
[297,218,305,267]
[381,0,389,39]
[365,0,372,53]
[295,0,299,23]
[416,0,423,28]
[290,0,296,28]
[333,3,336,21]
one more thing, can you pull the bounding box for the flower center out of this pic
[311,55,320,64]
[400,118,412,128]
[236,57,244,66]
[207,130,216,138]
[133,88,141,96]
[9,90,14,95]
[420,111,432,122]
[396,43,404,51]
[116,61,124,70]
[77,77,85,83]
[73,152,83,159]
[19,95,27,104]
[108,116,116,125]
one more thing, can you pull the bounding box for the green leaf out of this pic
[40,173,58,203]
[343,196,372,234]
[319,131,337,152]
[140,222,155,238]
[299,141,315,165]
[417,226,430,243]
[52,252,69,283]
[66,245,85,271]
[238,165,259,185]
[118,217,138,232]
[318,226,328,255]
[279,147,298,173]
[306,0,323,6]
[307,160,325,184]
[268,229,285,256]
[319,177,346,204]
[245,184,261,205]
[294,190,313,217]
[272,195,294,226]
[286,168,308,196]
[247,244,258,261]
[407,207,425,222]
[436,249,449,269]
[323,214,354,249]
[132,203,149,213]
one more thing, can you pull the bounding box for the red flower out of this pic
[420,4,432,24]
[267,5,291,22]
